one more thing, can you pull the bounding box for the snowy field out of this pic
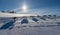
[0,26,60,35]
[0,17,60,35]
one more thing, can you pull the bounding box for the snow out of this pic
[0,26,60,35]
[0,17,60,35]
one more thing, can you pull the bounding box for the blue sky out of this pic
[0,0,60,15]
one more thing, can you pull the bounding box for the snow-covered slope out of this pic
[0,16,60,35]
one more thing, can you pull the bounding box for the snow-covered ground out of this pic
[0,17,60,35]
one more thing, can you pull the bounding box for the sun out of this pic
[22,5,27,11]
[23,5,27,10]
[22,4,28,13]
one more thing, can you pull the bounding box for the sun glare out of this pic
[23,5,27,10]
[22,4,28,13]
[22,5,27,11]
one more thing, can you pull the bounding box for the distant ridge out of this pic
[0,13,37,17]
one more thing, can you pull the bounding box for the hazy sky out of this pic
[0,0,60,15]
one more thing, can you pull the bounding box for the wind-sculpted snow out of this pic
[0,25,60,35]
[0,17,60,35]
